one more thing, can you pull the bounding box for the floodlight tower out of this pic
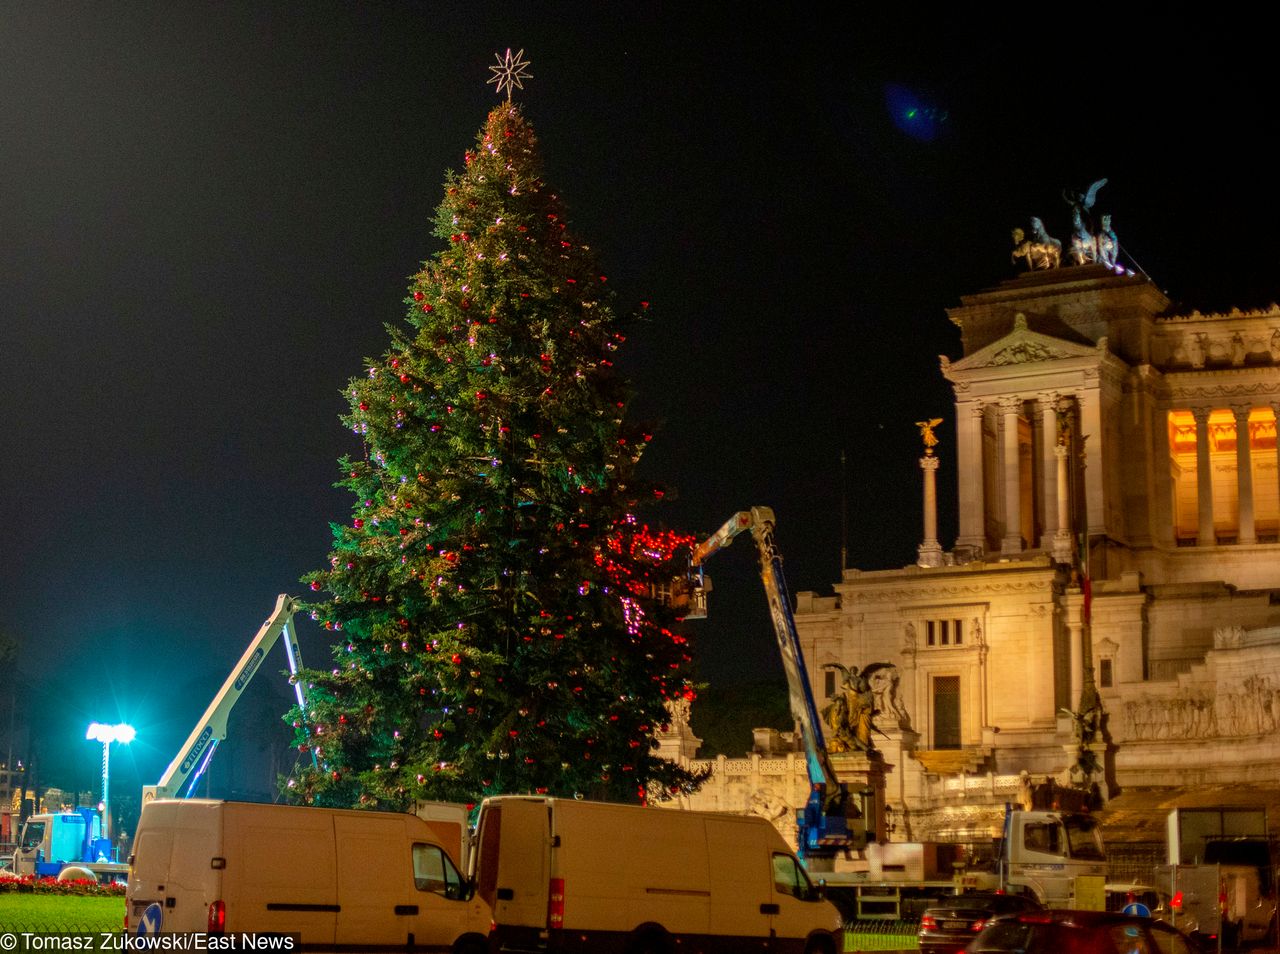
[86,722,135,842]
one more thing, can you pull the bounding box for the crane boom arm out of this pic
[691,507,841,800]
[143,594,312,803]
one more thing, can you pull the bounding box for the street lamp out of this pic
[86,722,135,843]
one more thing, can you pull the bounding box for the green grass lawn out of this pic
[0,893,125,932]
[842,924,919,951]
[0,894,918,951]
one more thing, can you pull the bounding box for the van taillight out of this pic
[208,900,226,934]
[547,877,565,929]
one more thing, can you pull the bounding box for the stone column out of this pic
[1053,442,1074,563]
[1232,404,1257,544]
[1079,385,1106,536]
[1192,406,1215,546]
[1273,403,1280,533]
[1152,404,1176,548]
[1001,396,1023,554]
[1039,394,1060,550]
[917,455,944,567]
[955,402,986,550]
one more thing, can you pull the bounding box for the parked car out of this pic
[966,909,1207,953]
[919,891,1043,953]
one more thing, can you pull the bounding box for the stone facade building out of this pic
[663,264,1280,845]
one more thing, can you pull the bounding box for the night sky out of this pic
[5,6,1280,807]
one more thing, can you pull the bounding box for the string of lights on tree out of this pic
[284,53,706,810]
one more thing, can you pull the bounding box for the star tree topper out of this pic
[488,48,532,100]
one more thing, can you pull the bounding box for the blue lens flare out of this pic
[885,83,948,142]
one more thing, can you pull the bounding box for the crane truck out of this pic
[688,507,1108,909]
[10,805,128,882]
[689,507,860,862]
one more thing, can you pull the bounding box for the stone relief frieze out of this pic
[1164,305,1280,323]
[849,580,1053,603]
[1215,626,1245,649]
[989,340,1064,365]
[1169,381,1280,398]
[1120,675,1280,741]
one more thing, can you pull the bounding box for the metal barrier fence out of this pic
[0,920,118,932]
[1105,841,1166,886]
[842,919,919,952]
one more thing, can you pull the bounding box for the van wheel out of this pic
[626,931,671,954]
[452,937,487,954]
[803,938,835,954]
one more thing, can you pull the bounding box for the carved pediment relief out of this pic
[990,339,1063,365]
[944,313,1100,374]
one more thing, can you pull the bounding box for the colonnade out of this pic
[957,393,1280,553]
[1175,403,1280,546]
[956,390,1096,557]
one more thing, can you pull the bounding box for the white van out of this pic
[472,796,843,953]
[126,799,490,951]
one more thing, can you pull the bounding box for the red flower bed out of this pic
[0,874,126,896]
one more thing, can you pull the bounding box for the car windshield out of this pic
[1064,815,1105,860]
[19,821,45,849]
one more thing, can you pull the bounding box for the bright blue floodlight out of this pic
[86,722,135,841]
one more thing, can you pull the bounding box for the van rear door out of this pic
[478,799,550,932]
[128,823,175,930]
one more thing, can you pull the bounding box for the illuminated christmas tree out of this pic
[286,79,704,809]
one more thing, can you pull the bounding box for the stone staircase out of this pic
[912,746,991,776]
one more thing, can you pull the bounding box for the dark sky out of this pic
[5,5,1280,801]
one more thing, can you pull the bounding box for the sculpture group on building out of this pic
[821,663,876,753]
[1012,178,1122,272]
[820,661,908,753]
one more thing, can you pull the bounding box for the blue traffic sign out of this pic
[137,903,163,934]
[1122,902,1152,917]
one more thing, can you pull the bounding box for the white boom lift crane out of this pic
[142,594,315,804]
[689,506,858,859]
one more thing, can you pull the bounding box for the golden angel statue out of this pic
[915,418,943,455]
